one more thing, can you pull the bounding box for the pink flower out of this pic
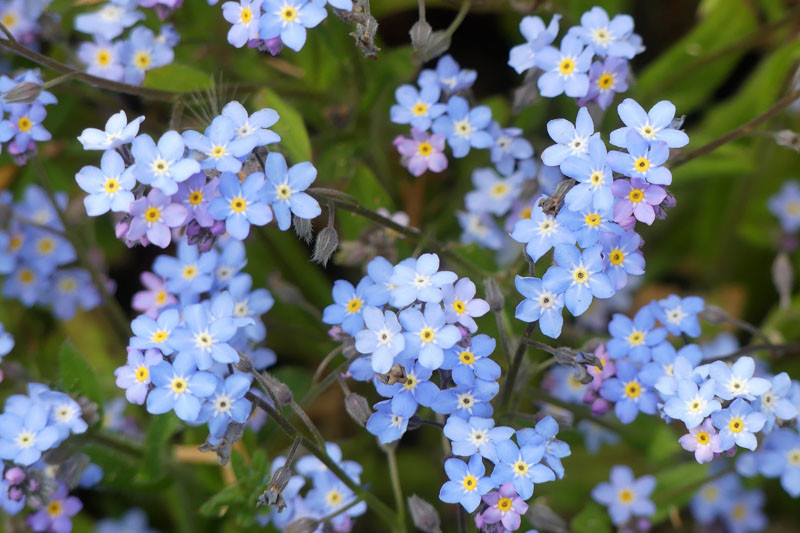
[393,127,448,177]
[479,482,528,531]
[131,271,176,317]
[611,177,666,226]
[678,418,722,463]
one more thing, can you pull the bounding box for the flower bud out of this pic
[773,129,800,152]
[409,20,451,62]
[312,225,339,267]
[772,252,793,310]
[3,81,41,104]
[344,393,371,427]
[483,278,504,312]
[700,305,727,324]
[285,517,319,533]
[407,494,442,533]
[5,467,25,485]
[293,216,314,243]
[525,503,568,533]
[114,217,131,239]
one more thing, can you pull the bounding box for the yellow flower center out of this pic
[459,350,475,365]
[134,52,152,69]
[17,116,31,132]
[181,265,197,280]
[609,249,625,266]
[156,290,168,305]
[195,333,213,348]
[618,489,634,503]
[152,330,169,343]
[729,418,744,433]
[104,177,120,194]
[558,58,575,75]
[417,141,432,156]
[520,206,533,219]
[135,365,150,382]
[346,297,362,313]
[170,377,187,394]
[584,213,601,227]
[403,374,418,390]
[490,183,509,198]
[628,188,644,203]
[325,489,342,507]
[589,171,604,185]
[787,449,800,466]
[593,28,611,44]
[189,190,204,205]
[230,197,247,213]
[420,327,435,343]
[597,73,614,89]
[732,504,746,521]
[461,475,477,491]
[2,13,16,28]
[640,125,656,139]
[627,331,645,346]
[513,460,529,475]
[152,159,169,174]
[19,268,35,285]
[10,234,23,251]
[455,119,472,137]
[696,431,709,444]
[211,145,226,158]
[624,381,641,398]
[97,50,111,66]
[703,487,718,501]
[452,300,466,314]
[634,157,650,172]
[412,102,428,116]
[496,497,513,511]
[276,184,291,200]
[280,6,297,21]
[59,277,77,293]
[787,202,800,215]
[47,501,63,517]
[16,431,34,448]
[240,7,252,22]
[144,207,161,223]
[572,267,589,284]
[37,237,54,255]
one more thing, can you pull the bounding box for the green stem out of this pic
[443,0,472,38]
[498,324,534,409]
[385,446,407,532]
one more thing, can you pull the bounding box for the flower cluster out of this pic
[74,0,178,85]
[509,6,644,108]
[0,70,57,165]
[690,468,767,532]
[0,186,101,320]
[0,1,49,44]
[221,0,353,53]
[321,252,570,530]
[511,99,687,339]
[76,102,321,249]
[115,236,276,446]
[260,442,367,531]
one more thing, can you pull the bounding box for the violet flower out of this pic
[393,128,448,177]
[611,177,666,226]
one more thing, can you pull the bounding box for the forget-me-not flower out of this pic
[258,0,327,52]
[541,107,597,168]
[542,243,614,316]
[210,172,273,239]
[607,130,672,185]
[535,34,593,98]
[355,306,405,374]
[115,348,163,405]
[390,83,446,131]
[77,110,144,151]
[75,149,135,216]
[399,304,461,369]
[711,398,767,451]
[591,465,655,526]
[709,357,771,401]
[610,98,689,149]
[389,253,457,307]
[439,455,495,512]
[146,352,218,422]
[131,131,200,195]
[183,115,257,173]
[432,96,493,158]
[262,152,321,230]
[514,275,564,339]
[507,14,561,74]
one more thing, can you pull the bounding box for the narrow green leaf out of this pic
[58,341,103,408]
[141,414,180,481]
[143,64,213,93]
[571,502,612,533]
[254,88,312,164]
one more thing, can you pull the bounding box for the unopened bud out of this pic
[700,305,727,325]
[773,130,800,151]
[772,252,793,310]
[293,216,313,243]
[3,81,41,104]
[407,494,442,533]
[285,517,319,533]
[344,393,372,426]
[483,278,504,312]
[5,467,25,485]
[573,365,593,385]
[312,226,338,267]
[236,352,254,373]
[553,347,578,366]
[77,397,100,426]
[526,503,568,533]
[409,20,451,62]
[115,217,131,239]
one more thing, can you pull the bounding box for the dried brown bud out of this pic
[377,363,406,386]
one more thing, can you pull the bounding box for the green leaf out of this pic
[230,450,248,481]
[254,88,312,164]
[58,341,103,408]
[571,502,612,533]
[140,414,180,481]
[199,483,242,517]
[338,163,395,240]
[143,64,213,93]
[652,462,709,523]
[645,425,681,461]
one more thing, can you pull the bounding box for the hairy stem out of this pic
[498,324,535,409]
[385,446,407,531]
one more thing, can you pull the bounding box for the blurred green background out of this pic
[2,0,800,531]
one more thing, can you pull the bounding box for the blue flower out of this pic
[399,304,461,369]
[535,34,594,98]
[689,472,741,524]
[488,123,534,175]
[591,465,655,526]
[222,0,262,48]
[322,278,372,336]
[41,391,88,440]
[432,96,493,158]
[723,489,767,532]
[221,100,281,147]
[77,110,144,151]
[610,99,689,149]
[363,256,395,306]
[711,398,767,451]
[0,322,13,358]
[389,253,457,307]
[542,244,614,317]
[95,509,158,533]
[153,239,217,296]
[441,278,490,333]
[640,342,702,391]
[76,149,135,216]
[0,103,51,149]
[22,229,76,274]
[757,372,797,431]
[490,438,554,500]
[49,269,100,320]
[418,54,477,92]
[262,152,321,230]
[146,352,218,422]
[574,7,636,58]
[768,180,800,233]
[758,428,800,497]
[562,136,613,211]
[443,416,513,462]
[581,56,630,110]
[663,379,721,429]
[607,131,671,185]
[209,172,273,239]
[709,357,771,401]
[510,202,576,261]
[432,379,497,419]
[78,38,124,82]
[599,230,644,290]
[599,360,658,424]
[464,167,522,216]
[650,294,704,337]
[514,276,564,339]
[541,107,598,168]
[366,399,411,444]
[183,115,258,173]
[130,309,180,355]
[457,211,506,251]
[0,403,59,466]
[375,361,439,415]
[390,83,446,131]
[354,306,405,374]
[258,0,327,52]
[170,294,241,370]
[558,204,621,248]
[74,2,143,40]
[131,131,201,195]
[115,348,163,405]
[606,306,667,363]
[441,334,500,386]
[439,455,495,512]
[517,416,571,479]
[121,27,175,85]
[210,240,248,291]
[201,373,252,439]
[228,273,274,342]
[508,14,561,74]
